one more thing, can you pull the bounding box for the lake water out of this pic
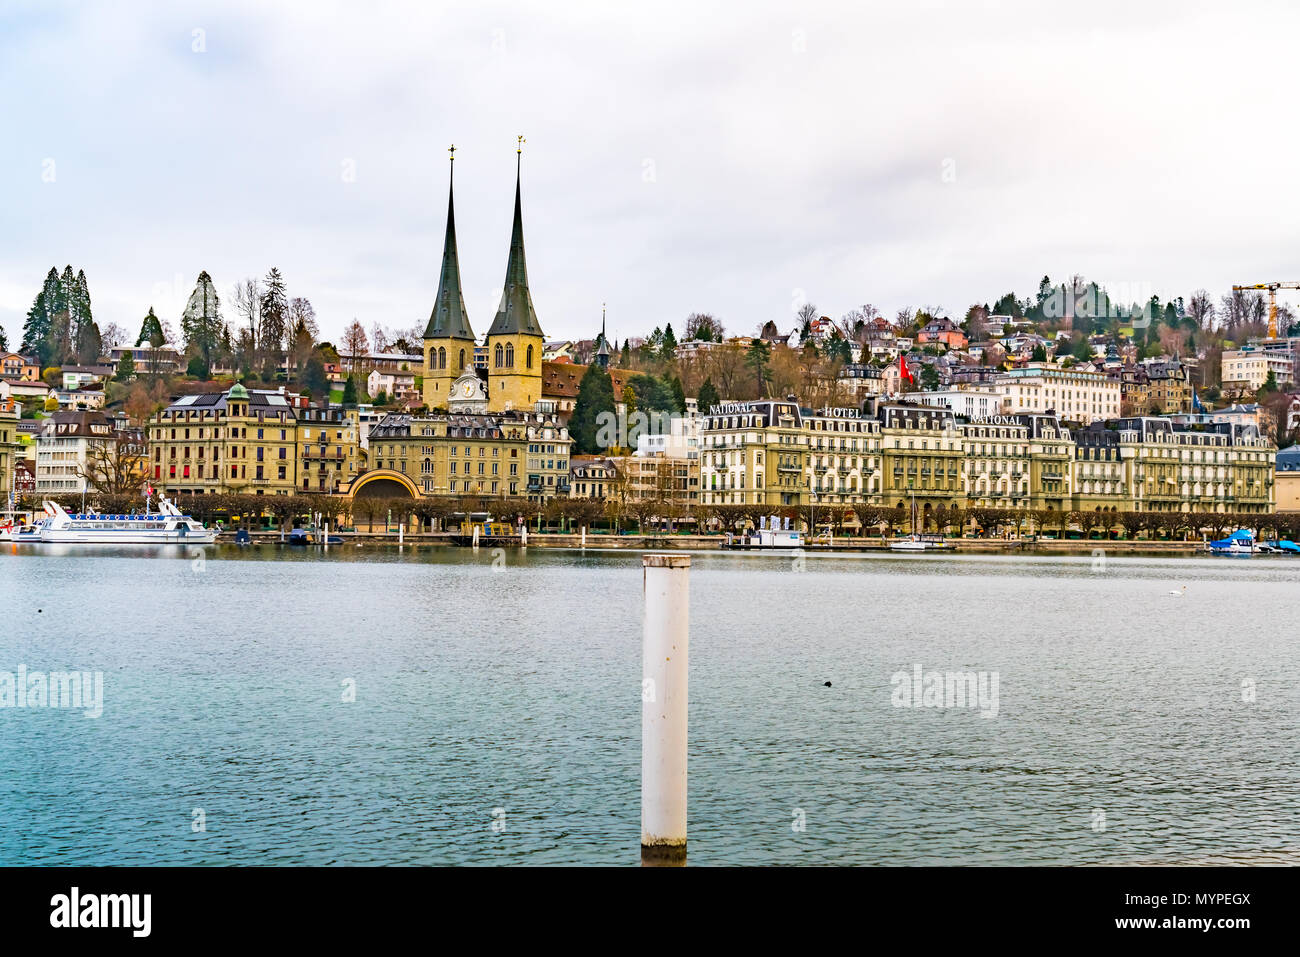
[1,543,1297,865]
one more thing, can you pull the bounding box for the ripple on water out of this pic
[0,545,1297,865]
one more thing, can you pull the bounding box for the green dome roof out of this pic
[228,383,249,400]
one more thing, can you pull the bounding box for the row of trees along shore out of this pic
[19,491,1297,541]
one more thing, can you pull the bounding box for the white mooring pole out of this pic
[641,553,690,865]
[472,524,480,549]
[520,523,528,546]
[581,525,587,547]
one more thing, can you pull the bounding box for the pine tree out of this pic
[0,323,7,352]
[137,307,165,347]
[341,374,358,406]
[668,375,686,414]
[114,350,136,382]
[76,320,101,366]
[46,265,76,363]
[70,269,100,363]
[258,267,288,363]
[568,362,616,454]
[21,279,54,368]
[697,378,720,414]
[303,356,328,398]
[619,339,631,367]
[180,270,224,369]
[660,323,678,363]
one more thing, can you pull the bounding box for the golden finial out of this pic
[448,143,456,162]
[517,134,526,154]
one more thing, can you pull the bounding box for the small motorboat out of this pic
[1208,529,1255,555]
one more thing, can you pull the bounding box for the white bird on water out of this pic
[1168,584,1186,597]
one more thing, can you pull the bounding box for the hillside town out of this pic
[4,159,1300,540]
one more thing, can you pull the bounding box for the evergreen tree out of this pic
[746,339,772,395]
[47,265,75,362]
[341,374,358,406]
[69,269,100,363]
[1030,344,1047,362]
[629,373,677,417]
[668,375,686,414]
[568,362,617,454]
[114,350,136,382]
[180,270,224,369]
[0,323,7,351]
[619,339,631,366]
[258,267,288,362]
[75,319,102,366]
[697,377,720,414]
[137,307,165,347]
[303,355,328,398]
[21,281,54,368]
[660,323,678,363]
[186,354,210,379]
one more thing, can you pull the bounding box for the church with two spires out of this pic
[422,143,545,415]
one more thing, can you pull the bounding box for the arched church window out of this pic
[505,343,515,368]
[494,343,503,367]
[526,344,534,369]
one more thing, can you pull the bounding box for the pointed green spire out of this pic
[424,147,475,341]
[488,145,544,337]
[595,303,610,368]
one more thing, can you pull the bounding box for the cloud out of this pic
[1,0,1298,349]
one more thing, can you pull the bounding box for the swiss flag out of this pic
[898,358,914,383]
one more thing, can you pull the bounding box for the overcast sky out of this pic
[4,0,1299,350]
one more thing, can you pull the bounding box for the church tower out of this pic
[422,146,476,410]
[595,304,610,370]
[486,138,545,412]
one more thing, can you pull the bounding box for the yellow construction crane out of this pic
[1231,282,1300,338]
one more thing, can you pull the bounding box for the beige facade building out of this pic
[148,385,360,496]
[993,364,1121,424]
[1221,347,1294,394]
[366,409,570,502]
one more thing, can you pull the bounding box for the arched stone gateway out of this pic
[346,469,421,500]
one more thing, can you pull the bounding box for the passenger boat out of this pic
[724,526,806,550]
[723,516,805,550]
[37,497,217,544]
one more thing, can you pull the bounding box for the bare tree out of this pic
[288,297,318,342]
[231,278,261,355]
[78,434,147,494]
[704,343,747,399]
[343,320,369,370]
[684,312,725,342]
[100,322,127,350]
[1186,289,1215,331]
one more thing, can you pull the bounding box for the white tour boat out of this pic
[723,516,806,550]
[38,497,217,544]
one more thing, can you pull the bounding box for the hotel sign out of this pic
[817,407,863,419]
[970,415,1023,426]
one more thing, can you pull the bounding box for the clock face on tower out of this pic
[463,383,473,397]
